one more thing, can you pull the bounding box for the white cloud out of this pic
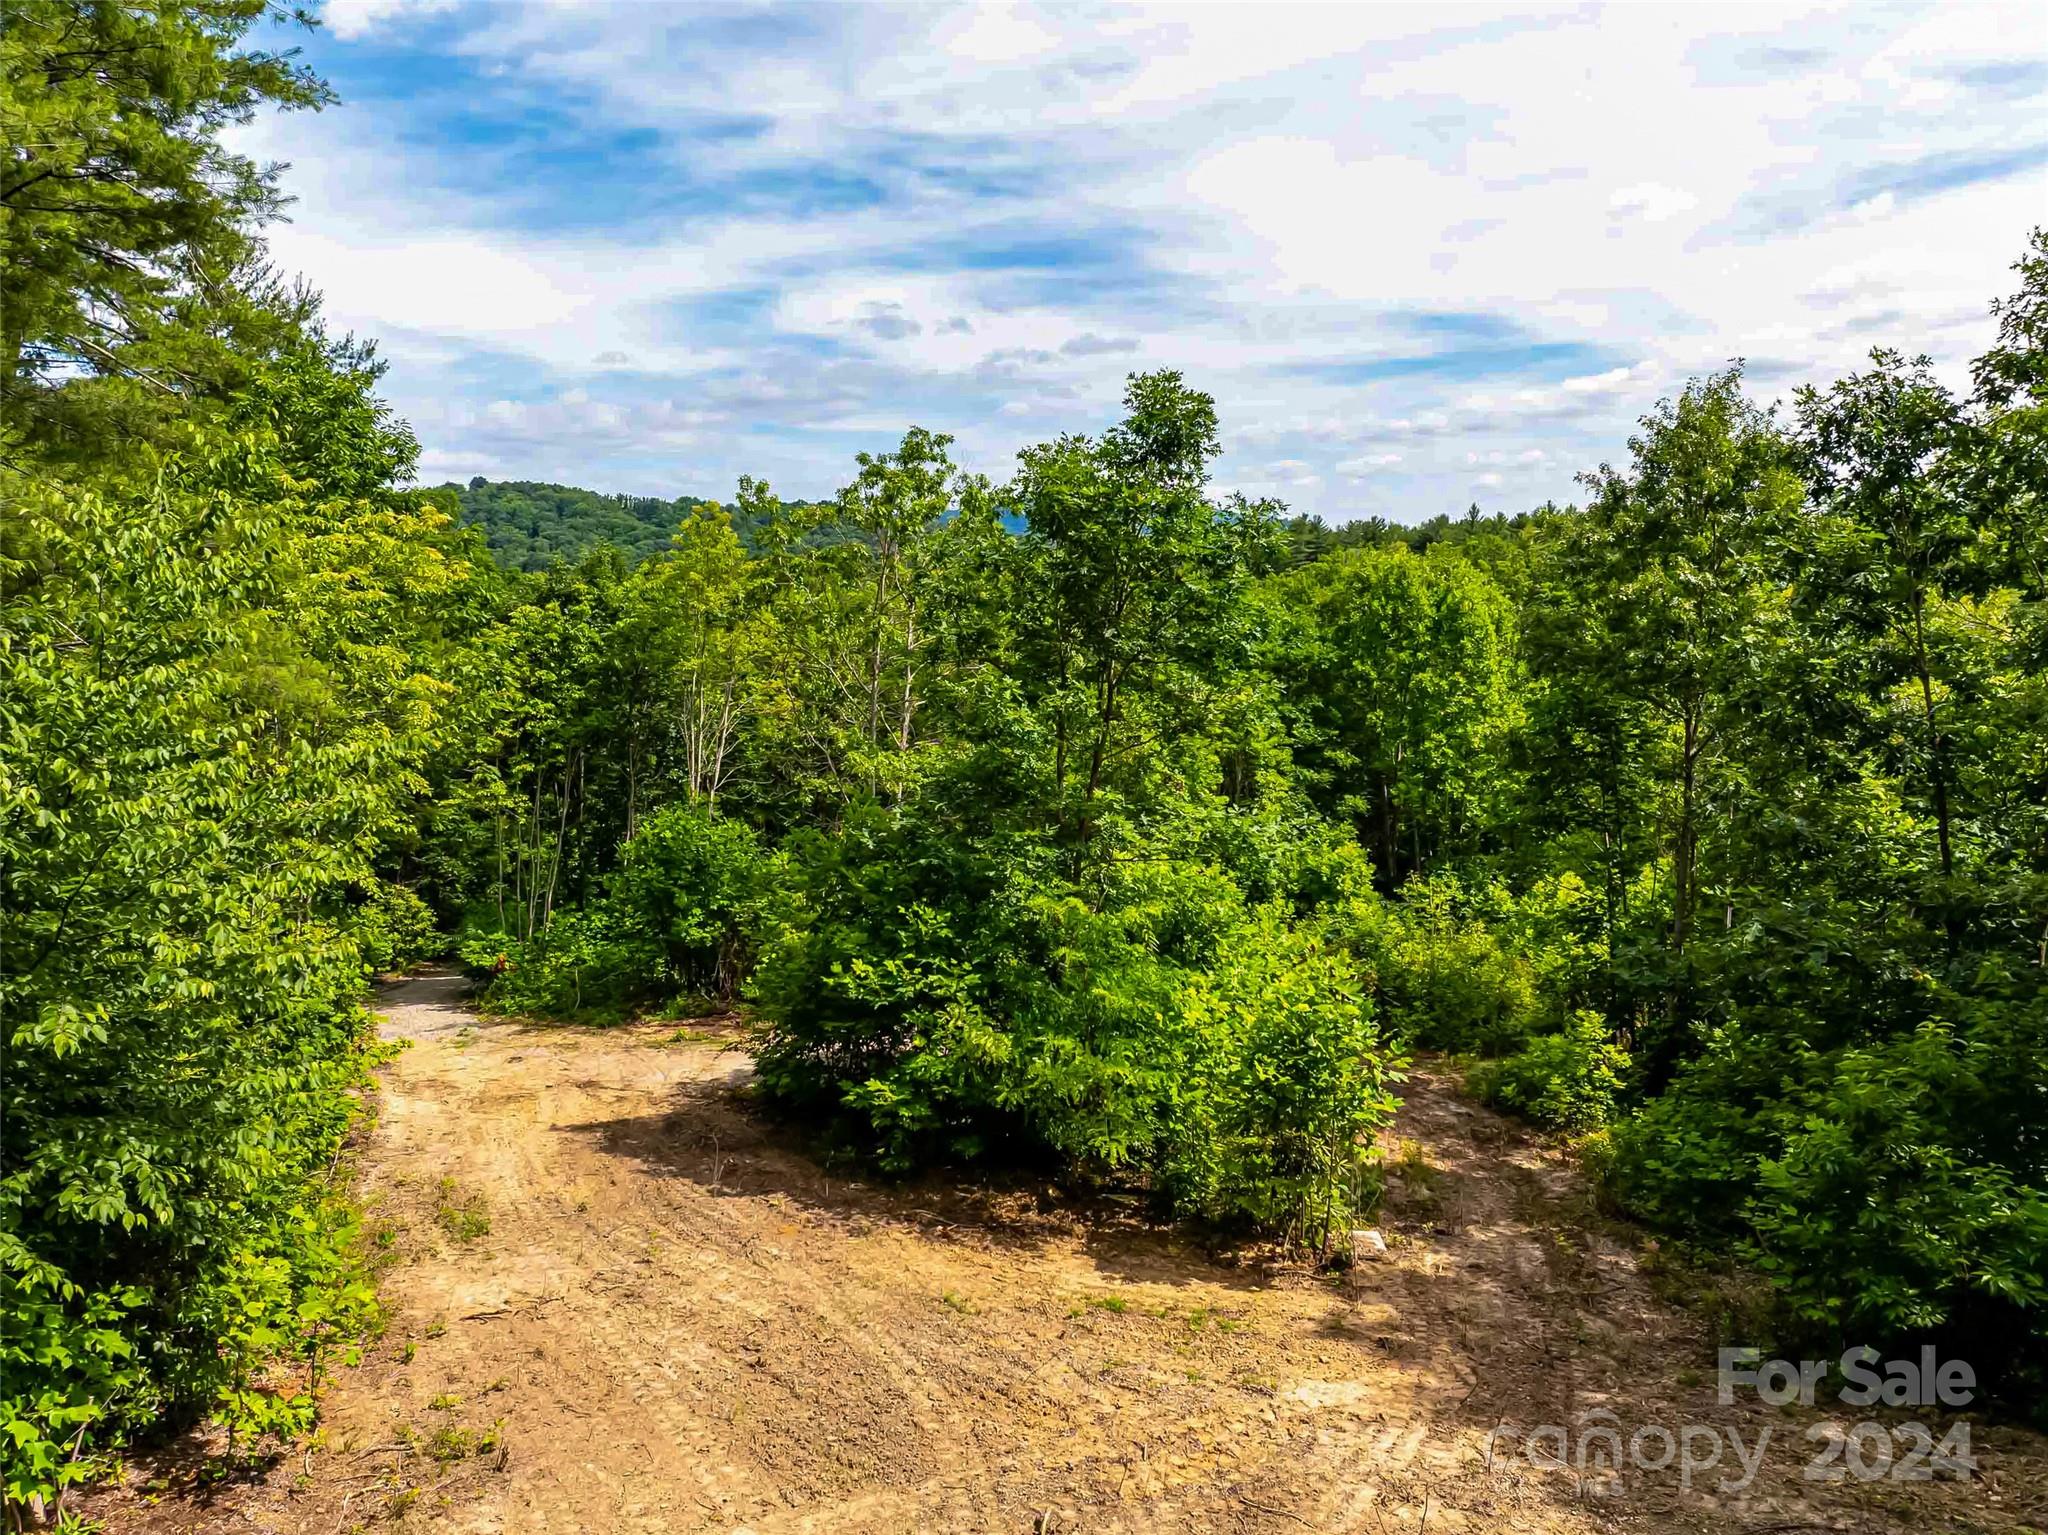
[320,0,457,41]
[250,0,2047,514]
[1336,452,1404,476]
[270,231,594,336]
[1608,182,1699,223]
[939,4,1062,64]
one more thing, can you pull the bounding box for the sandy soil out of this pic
[94,970,2047,1534]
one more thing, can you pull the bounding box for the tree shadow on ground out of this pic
[558,1070,1292,1295]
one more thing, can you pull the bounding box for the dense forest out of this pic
[437,479,715,569]
[429,479,723,570]
[438,473,1501,575]
[3,1,2045,1517]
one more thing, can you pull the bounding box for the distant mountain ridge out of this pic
[432,477,1537,575]
[428,479,725,570]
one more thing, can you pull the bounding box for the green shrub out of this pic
[0,1255,148,1516]
[1609,1017,2048,1372]
[474,907,655,1018]
[999,883,1213,1177]
[1,425,436,1512]
[750,810,1019,1164]
[464,806,773,1020]
[1323,870,1610,1059]
[752,816,1403,1239]
[1744,1024,2048,1338]
[1332,875,1540,1054]
[1159,909,1402,1245]
[609,804,773,1000]
[352,880,443,974]
[1467,1009,1629,1130]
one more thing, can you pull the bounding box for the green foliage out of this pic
[444,479,722,569]
[0,1257,147,1514]
[471,906,651,1019]
[0,0,334,452]
[752,822,1401,1236]
[1611,1014,2048,1354]
[1327,871,1604,1057]
[1270,544,1520,886]
[439,477,831,571]
[745,378,1404,1237]
[353,881,442,974]
[1745,1022,2048,1338]
[748,809,1010,1155]
[1346,880,1542,1055]
[1159,911,1401,1245]
[1467,1010,1630,1131]
[469,805,772,1018]
[0,403,438,1504]
[0,15,451,1501]
[609,804,772,999]
[433,1179,491,1244]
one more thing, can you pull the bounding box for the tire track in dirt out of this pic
[92,972,2048,1535]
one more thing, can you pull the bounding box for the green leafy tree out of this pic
[1008,372,1276,883]
[1271,545,1519,888]
[1,343,446,1502]
[1,0,332,449]
[1533,371,1801,1078]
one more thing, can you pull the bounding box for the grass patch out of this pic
[662,1026,728,1045]
[425,1422,502,1464]
[434,1178,491,1242]
[1068,1294,1129,1318]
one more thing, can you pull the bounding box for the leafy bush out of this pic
[998,878,1221,1178]
[1467,1009,1629,1130]
[464,806,773,1020]
[752,818,1403,1238]
[0,1256,147,1517]
[608,804,773,1000]
[1324,870,1610,1062]
[352,880,443,974]
[1333,874,1541,1054]
[750,810,1016,1162]
[1610,1016,2048,1378]
[472,907,654,1018]
[1159,910,1401,1246]
[1,406,435,1511]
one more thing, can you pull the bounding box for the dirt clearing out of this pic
[96,972,2047,1534]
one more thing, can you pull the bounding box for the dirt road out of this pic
[103,972,2046,1534]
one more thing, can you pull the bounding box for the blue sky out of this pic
[240,1,2048,520]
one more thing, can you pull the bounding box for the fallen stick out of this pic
[1239,1495,1315,1527]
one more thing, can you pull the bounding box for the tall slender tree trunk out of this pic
[532,773,548,945]
[625,730,640,842]
[896,598,918,754]
[542,756,574,930]
[1078,662,1121,884]
[1052,644,1071,828]
[1376,773,1399,892]
[1672,709,1700,957]
[866,538,893,793]
[1910,585,1954,879]
[709,672,738,811]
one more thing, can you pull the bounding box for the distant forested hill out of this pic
[428,479,722,569]
[435,475,1534,574]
